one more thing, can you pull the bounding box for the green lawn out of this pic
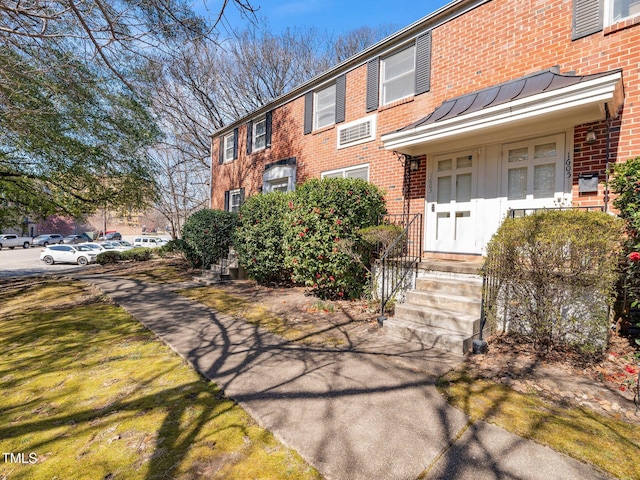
[0,279,320,480]
[437,369,640,480]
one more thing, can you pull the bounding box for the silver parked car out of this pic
[32,234,64,246]
[40,245,98,266]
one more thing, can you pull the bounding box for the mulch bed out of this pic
[464,332,640,423]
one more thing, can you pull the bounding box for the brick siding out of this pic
[211,0,640,237]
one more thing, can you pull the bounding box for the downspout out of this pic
[604,104,611,213]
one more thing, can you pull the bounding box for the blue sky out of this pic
[202,0,451,36]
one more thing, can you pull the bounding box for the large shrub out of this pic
[234,191,294,284]
[611,156,640,239]
[96,247,153,264]
[485,210,624,353]
[182,209,238,268]
[611,157,640,308]
[283,178,386,299]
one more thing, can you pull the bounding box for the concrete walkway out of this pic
[80,274,614,480]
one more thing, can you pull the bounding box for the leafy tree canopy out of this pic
[0,0,255,229]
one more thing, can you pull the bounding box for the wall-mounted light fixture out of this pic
[585,129,597,144]
[410,157,420,171]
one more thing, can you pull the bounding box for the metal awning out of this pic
[382,68,624,154]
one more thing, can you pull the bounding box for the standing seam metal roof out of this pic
[393,69,620,133]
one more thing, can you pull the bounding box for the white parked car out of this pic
[40,245,98,266]
[111,240,134,250]
[133,237,162,248]
[98,241,133,251]
[76,242,107,253]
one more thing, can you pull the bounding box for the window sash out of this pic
[223,134,234,162]
[269,179,289,192]
[609,0,640,23]
[321,165,369,181]
[381,46,415,105]
[315,84,336,129]
[253,118,266,151]
[229,191,242,212]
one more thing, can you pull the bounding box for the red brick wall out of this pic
[211,0,640,223]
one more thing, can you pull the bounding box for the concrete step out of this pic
[383,319,473,354]
[405,290,481,316]
[228,265,249,280]
[192,275,231,285]
[394,303,480,335]
[418,259,483,276]
[415,276,482,299]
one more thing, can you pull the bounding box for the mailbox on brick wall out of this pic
[578,173,599,194]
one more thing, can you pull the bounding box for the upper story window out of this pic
[315,84,337,129]
[573,0,640,39]
[223,133,235,162]
[381,46,415,105]
[303,75,346,135]
[253,117,267,151]
[366,32,430,112]
[607,0,640,24]
[246,111,272,155]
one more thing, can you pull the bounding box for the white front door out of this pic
[426,150,477,253]
[502,134,568,212]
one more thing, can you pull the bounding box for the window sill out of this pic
[604,16,640,35]
[312,124,335,135]
[249,146,268,155]
[379,96,414,112]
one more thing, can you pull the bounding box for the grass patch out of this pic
[0,280,320,480]
[179,287,302,340]
[438,368,640,480]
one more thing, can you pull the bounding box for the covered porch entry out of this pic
[382,68,623,257]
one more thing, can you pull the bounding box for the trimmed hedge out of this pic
[282,178,386,299]
[182,209,237,268]
[233,192,294,284]
[96,247,153,264]
[485,210,624,353]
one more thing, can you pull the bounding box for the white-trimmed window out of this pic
[253,117,267,151]
[381,46,415,105]
[263,163,296,193]
[315,84,336,129]
[268,178,289,192]
[321,164,369,181]
[606,0,640,24]
[223,133,235,162]
[226,189,243,213]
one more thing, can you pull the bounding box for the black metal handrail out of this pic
[377,213,423,323]
[508,205,604,218]
[478,205,606,345]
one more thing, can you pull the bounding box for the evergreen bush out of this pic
[96,250,121,264]
[182,209,238,268]
[234,191,294,284]
[611,156,640,240]
[282,178,386,299]
[485,210,624,353]
[611,157,640,308]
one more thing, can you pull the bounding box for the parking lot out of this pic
[0,235,170,278]
[0,244,98,278]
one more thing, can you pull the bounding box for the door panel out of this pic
[427,151,477,252]
[502,134,566,211]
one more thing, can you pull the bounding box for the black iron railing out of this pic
[479,205,606,342]
[377,213,423,322]
[478,244,505,343]
[508,205,604,218]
